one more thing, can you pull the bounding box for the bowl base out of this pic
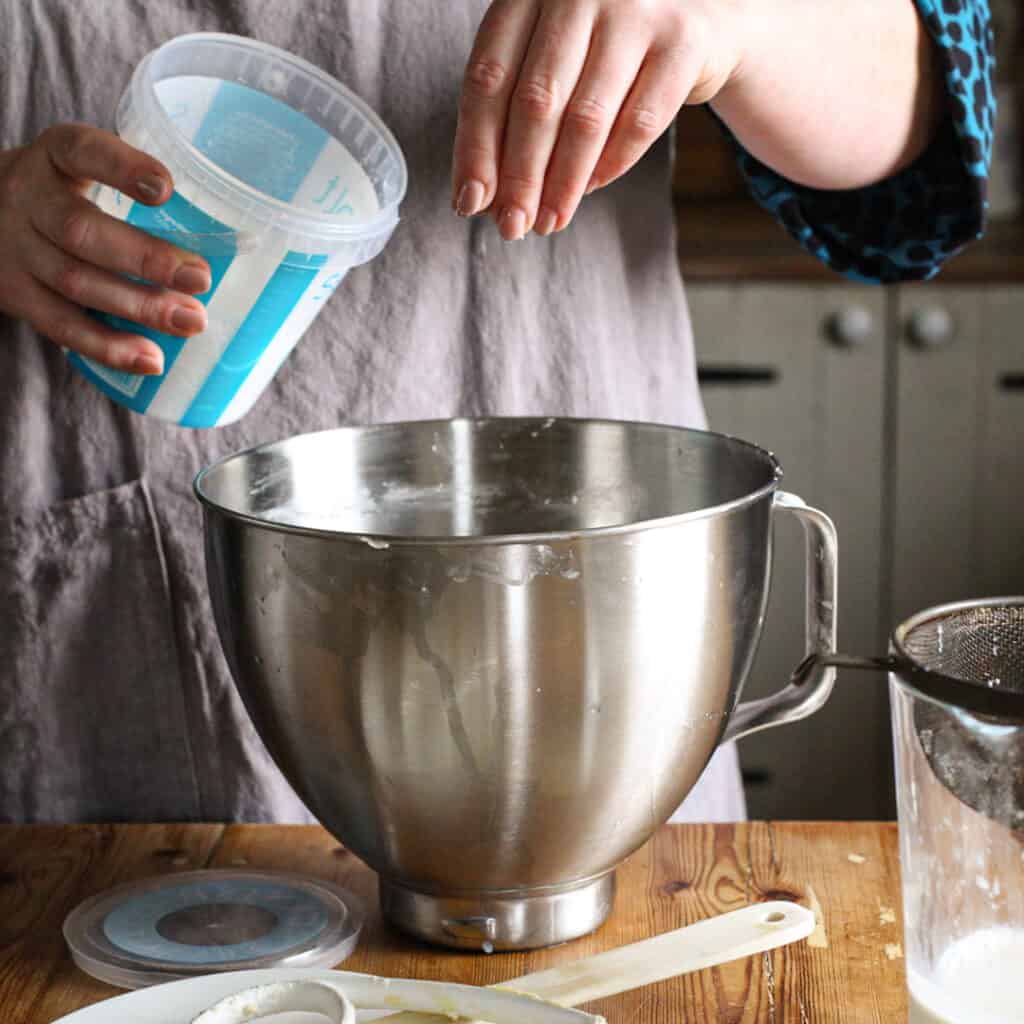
[379,872,616,951]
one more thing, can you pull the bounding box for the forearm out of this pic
[712,0,946,190]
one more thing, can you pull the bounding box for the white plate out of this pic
[52,969,393,1024]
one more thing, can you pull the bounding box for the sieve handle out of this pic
[723,492,839,743]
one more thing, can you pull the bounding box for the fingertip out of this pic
[534,207,558,237]
[498,205,528,242]
[170,303,207,335]
[131,344,164,376]
[134,173,172,205]
[111,339,164,376]
[173,263,212,294]
[454,179,489,218]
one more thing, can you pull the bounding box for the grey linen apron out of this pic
[0,0,744,825]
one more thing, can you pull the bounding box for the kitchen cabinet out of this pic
[892,287,1024,621]
[688,285,892,820]
[687,283,1024,820]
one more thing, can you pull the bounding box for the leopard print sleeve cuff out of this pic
[729,0,994,284]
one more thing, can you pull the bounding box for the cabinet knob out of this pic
[907,307,955,349]
[826,307,874,347]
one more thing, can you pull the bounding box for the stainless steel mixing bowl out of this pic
[195,418,837,950]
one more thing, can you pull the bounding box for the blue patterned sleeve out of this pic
[729,0,994,284]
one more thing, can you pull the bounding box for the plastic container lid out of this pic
[63,869,364,990]
[120,32,408,264]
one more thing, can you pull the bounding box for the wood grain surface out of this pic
[0,823,908,1023]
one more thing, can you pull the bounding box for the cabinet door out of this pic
[688,284,891,819]
[892,287,1024,622]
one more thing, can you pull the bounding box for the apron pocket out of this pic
[0,479,201,823]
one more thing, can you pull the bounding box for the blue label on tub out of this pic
[70,192,237,412]
[69,81,342,427]
[193,81,330,202]
[179,251,328,427]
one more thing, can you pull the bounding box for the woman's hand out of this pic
[0,124,212,375]
[453,0,947,238]
[452,0,744,240]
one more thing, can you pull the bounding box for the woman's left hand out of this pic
[452,0,744,240]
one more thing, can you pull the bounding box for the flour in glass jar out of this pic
[908,927,1024,1022]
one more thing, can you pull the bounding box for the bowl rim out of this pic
[192,415,783,546]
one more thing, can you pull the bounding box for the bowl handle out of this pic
[722,491,838,744]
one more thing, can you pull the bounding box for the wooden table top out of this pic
[0,822,908,1022]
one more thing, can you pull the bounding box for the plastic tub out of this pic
[69,33,407,428]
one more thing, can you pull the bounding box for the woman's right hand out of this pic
[0,123,212,376]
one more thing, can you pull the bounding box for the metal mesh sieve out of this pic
[793,599,1024,827]
[900,603,1024,695]
[795,599,1024,721]
[898,601,1024,829]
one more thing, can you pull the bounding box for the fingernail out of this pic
[585,176,600,196]
[534,207,558,237]
[456,180,486,217]
[173,263,212,294]
[136,175,168,202]
[132,350,164,376]
[171,305,207,334]
[499,205,528,242]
